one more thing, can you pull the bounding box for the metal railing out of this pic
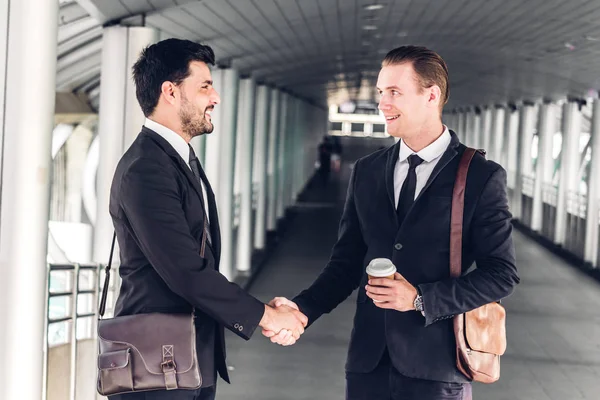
[42,262,118,400]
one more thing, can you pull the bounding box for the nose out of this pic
[378,96,391,111]
[210,87,220,105]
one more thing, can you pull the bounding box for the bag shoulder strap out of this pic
[98,223,209,319]
[450,147,483,278]
[98,233,117,318]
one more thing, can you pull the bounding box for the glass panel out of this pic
[49,295,71,320]
[76,316,94,340]
[49,270,72,293]
[77,293,94,315]
[78,269,96,291]
[48,320,71,347]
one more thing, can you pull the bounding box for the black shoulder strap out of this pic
[98,232,116,319]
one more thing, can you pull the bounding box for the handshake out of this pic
[258,297,307,346]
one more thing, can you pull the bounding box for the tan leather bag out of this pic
[96,225,208,396]
[450,148,507,383]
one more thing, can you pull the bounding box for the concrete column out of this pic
[235,78,256,273]
[506,106,521,215]
[585,98,600,265]
[266,89,280,231]
[293,100,305,199]
[252,86,270,249]
[205,68,239,280]
[93,26,157,263]
[0,0,58,399]
[276,93,288,220]
[532,103,557,231]
[285,97,297,208]
[491,106,506,163]
[555,101,583,245]
[481,107,493,153]
[512,104,536,221]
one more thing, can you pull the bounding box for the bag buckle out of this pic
[161,359,176,372]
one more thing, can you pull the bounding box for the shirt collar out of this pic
[398,125,451,163]
[144,118,191,165]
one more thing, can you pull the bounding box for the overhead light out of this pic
[362,41,371,46]
[363,25,378,30]
[584,35,599,41]
[397,31,408,37]
[364,4,384,11]
[373,33,382,39]
[565,42,575,50]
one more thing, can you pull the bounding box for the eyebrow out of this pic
[377,85,401,91]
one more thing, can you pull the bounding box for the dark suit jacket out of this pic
[109,126,265,387]
[293,131,519,383]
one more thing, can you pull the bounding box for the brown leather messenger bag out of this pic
[450,147,507,383]
[96,221,209,396]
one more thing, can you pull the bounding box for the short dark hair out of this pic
[132,39,215,117]
[382,45,449,110]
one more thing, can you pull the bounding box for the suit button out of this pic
[234,323,239,329]
[394,243,403,250]
[238,325,243,331]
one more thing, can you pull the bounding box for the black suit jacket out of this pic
[293,131,519,383]
[109,126,265,387]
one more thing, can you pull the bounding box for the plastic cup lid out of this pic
[366,258,396,277]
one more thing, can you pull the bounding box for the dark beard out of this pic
[179,97,213,139]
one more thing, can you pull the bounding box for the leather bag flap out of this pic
[98,349,130,370]
[98,313,195,374]
[464,302,507,356]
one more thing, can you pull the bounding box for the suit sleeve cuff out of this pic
[225,296,265,340]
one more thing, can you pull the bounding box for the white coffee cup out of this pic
[366,258,397,302]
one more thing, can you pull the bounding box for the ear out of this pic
[428,85,442,109]
[161,81,178,106]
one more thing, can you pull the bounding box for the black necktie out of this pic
[188,145,212,244]
[396,154,424,225]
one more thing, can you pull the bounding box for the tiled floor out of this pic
[219,139,600,400]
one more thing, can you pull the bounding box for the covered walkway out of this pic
[220,138,600,400]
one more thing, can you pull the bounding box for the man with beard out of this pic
[107,39,307,400]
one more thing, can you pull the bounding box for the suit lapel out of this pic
[412,131,461,205]
[141,127,218,257]
[385,140,401,211]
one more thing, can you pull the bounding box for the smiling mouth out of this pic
[205,108,213,119]
[385,115,400,122]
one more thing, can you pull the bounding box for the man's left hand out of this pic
[366,272,418,312]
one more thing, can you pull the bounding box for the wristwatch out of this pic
[413,294,424,313]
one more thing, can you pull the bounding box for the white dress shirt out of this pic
[145,118,210,223]
[394,126,452,207]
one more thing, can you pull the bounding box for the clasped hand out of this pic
[259,300,307,346]
[260,297,305,346]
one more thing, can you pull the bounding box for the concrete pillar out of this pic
[0,0,58,399]
[481,107,493,153]
[93,26,158,263]
[555,101,583,245]
[513,103,536,221]
[506,106,521,215]
[205,68,239,280]
[253,86,270,249]
[491,106,506,163]
[585,98,600,266]
[531,103,557,232]
[276,93,289,220]
[235,78,256,273]
[266,89,280,231]
[293,100,306,199]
